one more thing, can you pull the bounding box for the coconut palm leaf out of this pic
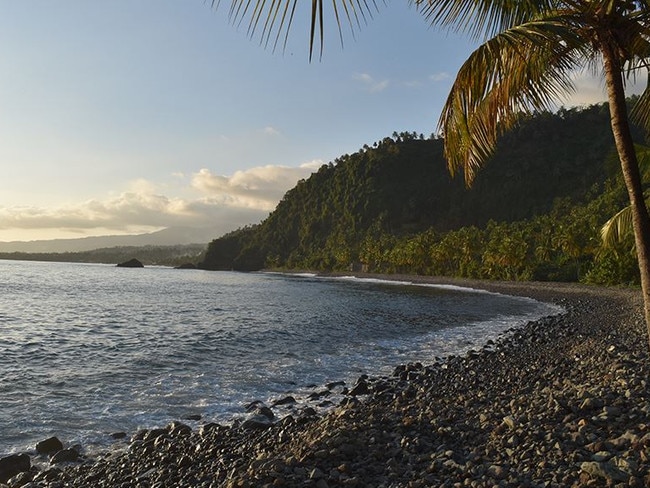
[602,204,637,248]
[212,0,381,59]
[602,145,650,248]
[439,17,588,183]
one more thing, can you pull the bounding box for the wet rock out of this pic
[0,454,30,483]
[36,436,64,456]
[241,417,273,430]
[348,379,370,396]
[6,470,33,487]
[50,448,79,465]
[272,396,297,407]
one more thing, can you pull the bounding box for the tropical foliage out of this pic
[216,0,650,337]
[200,103,640,286]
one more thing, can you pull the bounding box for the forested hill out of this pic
[200,103,642,275]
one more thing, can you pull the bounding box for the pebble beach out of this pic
[2,276,649,487]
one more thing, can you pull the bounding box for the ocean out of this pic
[0,260,561,456]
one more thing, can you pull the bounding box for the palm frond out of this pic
[212,0,380,60]
[439,18,588,184]
[601,145,650,248]
[413,0,554,40]
[601,204,635,248]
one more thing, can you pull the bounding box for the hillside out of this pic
[200,103,643,276]
[0,226,219,254]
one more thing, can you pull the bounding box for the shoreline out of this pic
[4,276,650,487]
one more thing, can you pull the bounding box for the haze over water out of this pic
[0,260,561,455]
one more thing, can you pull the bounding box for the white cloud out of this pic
[429,72,451,82]
[558,69,647,108]
[0,161,323,242]
[263,126,281,136]
[353,73,390,93]
[192,161,322,210]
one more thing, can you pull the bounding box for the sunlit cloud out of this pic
[0,161,323,242]
[192,161,322,211]
[353,73,390,93]
[559,69,646,107]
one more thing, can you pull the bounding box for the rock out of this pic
[0,454,30,483]
[6,470,33,487]
[116,258,144,268]
[349,379,370,396]
[580,461,629,482]
[175,263,196,269]
[50,448,79,464]
[36,436,64,456]
[241,417,273,430]
[168,421,192,436]
[272,396,297,407]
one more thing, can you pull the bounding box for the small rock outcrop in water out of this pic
[174,263,196,269]
[116,258,144,268]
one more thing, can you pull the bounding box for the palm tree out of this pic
[217,1,650,345]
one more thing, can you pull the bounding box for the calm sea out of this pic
[0,260,561,456]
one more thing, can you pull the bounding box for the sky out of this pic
[0,1,644,243]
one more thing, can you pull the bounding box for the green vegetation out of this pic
[200,103,642,285]
[0,244,206,268]
[217,0,650,351]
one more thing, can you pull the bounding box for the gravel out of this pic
[3,277,649,487]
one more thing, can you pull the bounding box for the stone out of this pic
[0,454,30,483]
[6,470,33,487]
[50,448,79,464]
[241,417,273,430]
[116,258,144,268]
[349,379,370,396]
[272,396,297,407]
[580,461,629,482]
[36,436,64,455]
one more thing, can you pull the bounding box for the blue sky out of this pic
[0,1,638,242]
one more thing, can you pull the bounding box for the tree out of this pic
[217,1,650,346]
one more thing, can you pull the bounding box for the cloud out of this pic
[353,73,390,93]
[262,126,281,136]
[0,161,323,241]
[559,69,647,107]
[429,72,451,82]
[192,161,322,210]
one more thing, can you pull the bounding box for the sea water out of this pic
[0,260,562,456]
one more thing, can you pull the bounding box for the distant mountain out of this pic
[0,226,221,253]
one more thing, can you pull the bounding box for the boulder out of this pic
[0,454,30,483]
[35,436,63,455]
[174,263,196,269]
[116,258,144,268]
[50,448,79,465]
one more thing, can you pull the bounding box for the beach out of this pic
[3,277,649,487]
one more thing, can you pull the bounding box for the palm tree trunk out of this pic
[602,45,650,348]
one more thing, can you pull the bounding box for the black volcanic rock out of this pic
[0,454,30,483]
[116,258,144,268]
[36,436,63,455]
